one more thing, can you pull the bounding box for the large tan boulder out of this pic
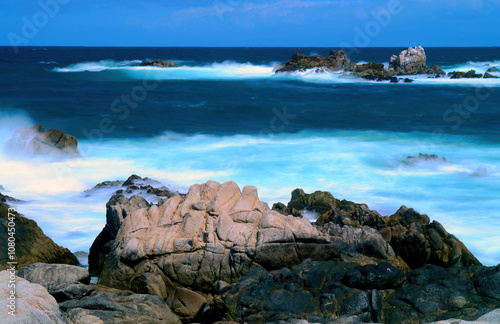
[91,181,367,294]
[0,270,66,323]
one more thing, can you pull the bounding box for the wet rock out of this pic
[4,123,79,158]
[484,72,499,79]
[140,59,178,68]
[428,65,446,75]
[276,50,352,73]
[450,70,483,79]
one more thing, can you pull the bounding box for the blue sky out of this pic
[1,0,499,47]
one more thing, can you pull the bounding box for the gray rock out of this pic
[60,291,181,323]
[51,283,94,303]
[389,46,429,75]
[18,263,90,292]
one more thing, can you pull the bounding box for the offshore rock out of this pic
[4,123,79,158]
[275,50,353,73]
[140,59,178,68]
[389,46,429,75]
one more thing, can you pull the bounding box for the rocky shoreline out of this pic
[1,173,500,323]
[275,46,499,82]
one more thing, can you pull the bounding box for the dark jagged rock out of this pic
[0,199,78,271]
[484,72,499,79]
[288,188,340,218]
[428,65,446,75]
[403,78,414,83]
[342,262,407,290]
[272,202,291,216]
[383,206,480,269]
[4,123,80,158]
[275,50,352,73]
[450,69,483,79]
[354,62,394,81]
[223,258,499,324]
[289,188,479,270]
[140,59,178,68]
[486,66,499,73]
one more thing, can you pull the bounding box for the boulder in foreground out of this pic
[0,270,66,323]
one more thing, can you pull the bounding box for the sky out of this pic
[1,0,499,47]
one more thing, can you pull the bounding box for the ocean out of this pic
[0,46,499,265]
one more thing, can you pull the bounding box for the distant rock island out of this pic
[140,59,179,68]
[3,173,500,323]
[276,46,497,82]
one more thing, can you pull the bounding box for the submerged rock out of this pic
[404,153,449,165]
[4,123,79,159]
[140,59,178,68]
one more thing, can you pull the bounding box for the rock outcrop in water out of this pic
[275,50,354,73]
[140,59,178,68]
[449,69,483,79]
[0,197,78,271]
[389,46,429,75]
[5,123,79,158]
[275,46,446,82]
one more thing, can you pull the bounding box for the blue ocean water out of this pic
[0,46,499,265]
